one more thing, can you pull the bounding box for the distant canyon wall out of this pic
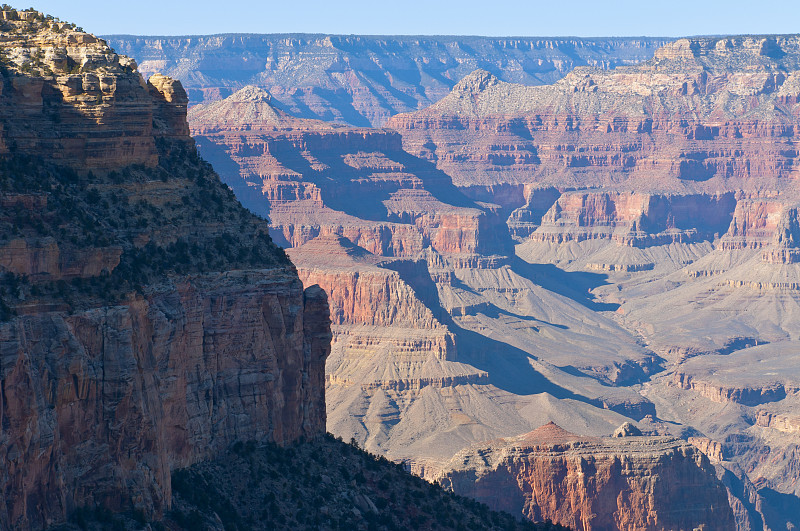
[108,34,671,126]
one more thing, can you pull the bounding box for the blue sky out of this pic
[22,0,800,37]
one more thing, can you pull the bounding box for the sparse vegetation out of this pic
[162,435,568,530]
[0,137,290,320]
[50,434,566,531]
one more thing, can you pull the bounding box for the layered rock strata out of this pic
[188,86,510,259]
[0,271,329,529]
[109,34,671,126]
[0,9,331,530]
[188,89,661,467]
[437,422,736,530]
[183,35,800,528]
[0,9,194,170]
[387,37,800,267]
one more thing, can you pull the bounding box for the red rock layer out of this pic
[437,423,736,530]
[0,271,331,530]
[190,87,510,258]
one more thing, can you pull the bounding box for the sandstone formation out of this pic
[436,422,735,530]
[188,88,663,469]
[176,33,800,528]
[109,34,670,126]
[0,9,196,170]
[383,38,800,526]
[0,9,330,530]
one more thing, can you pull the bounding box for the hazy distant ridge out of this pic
[107,34,672,126]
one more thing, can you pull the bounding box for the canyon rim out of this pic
[0,2,798,530]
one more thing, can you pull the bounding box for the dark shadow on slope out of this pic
[717,468,765,531]
[266,132,518,255]
[553,364,594,379]
[389,149,482,209]
[380,254,660,402]
[379,258,586,400]
[311,87,373,127]
[452,323,585,399]
[758,488,800,531]
[194,136,271,219]
[510,256,621,312]
[353,67,422,111]
[450,319,657,420]
[470,305,569,330]
[379,258,449,322]
[283,91,329,122]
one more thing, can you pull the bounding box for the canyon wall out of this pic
[0,272,329,529]
[0,9,330,529]
[109,34,670,126]
[437,423,735,530]
[182,33,800,529]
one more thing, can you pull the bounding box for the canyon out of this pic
[0,7,573,531]
[2,4,798,529]
[108,34,670,127]
[182,34,800,530]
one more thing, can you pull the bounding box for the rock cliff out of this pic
[173,32,800,528]
[188,87,663,471]
[0,8,330,530]
[188,86,511,259]
[0,8,195,170]
[436,422,735,530]
[108,34,670,126]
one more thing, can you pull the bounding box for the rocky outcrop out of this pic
[530,191,736,247]
[109,34,671,126]
[285,236,492,394]
[673,372,798,406]
[0,10,197,170]
[689,436,725,462]
[0,9,331,530]
[436,422,736,530]
[0,237,122,280]
[189,86,510,259]
[754,410,800,433]
[287,236,444,330]
[0,271,329,529]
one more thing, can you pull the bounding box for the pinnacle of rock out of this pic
[230,85,274,103]
[613,421,643,438]
[452,69,500,95]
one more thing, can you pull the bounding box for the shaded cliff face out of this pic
[108,34,671,126]
[0,8,330,530]
[436,423,735,531]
